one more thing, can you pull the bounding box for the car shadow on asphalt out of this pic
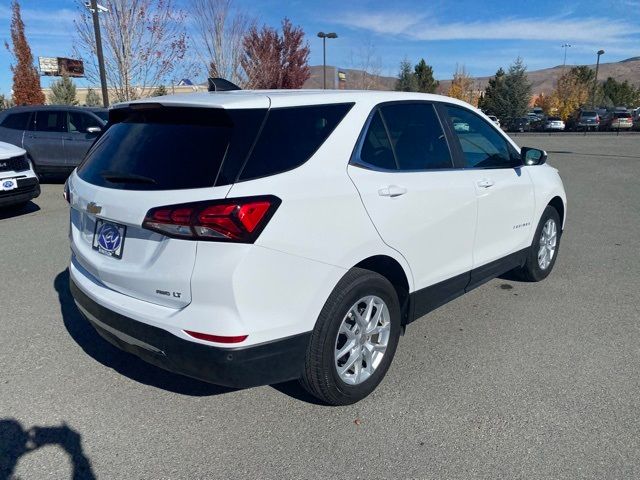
[0,418,96,480]
[54,269,329,404]
[0,201,40,220]
[54,269,234,397]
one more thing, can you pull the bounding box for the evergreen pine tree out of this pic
[414,59,438,93]
[504,57,532,119]
[152,85,168,97]
[395,59,417,92]
[480,67,508,117]
[85,88,102,106]
[49,75,78,105]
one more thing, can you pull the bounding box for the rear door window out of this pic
[34,111,66,132]
[1,112,31,130]
[379,103,453,170]
[77,107,266,190]
[238,103,353,181]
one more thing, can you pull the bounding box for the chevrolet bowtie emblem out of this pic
[86,202,102,215]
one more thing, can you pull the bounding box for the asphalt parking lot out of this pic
[1,132,639,479]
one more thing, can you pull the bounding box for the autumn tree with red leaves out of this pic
[5,1,45,105]
[242,18,310,89]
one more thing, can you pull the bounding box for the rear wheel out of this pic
[300,268,401,405]
[513,205,561,282]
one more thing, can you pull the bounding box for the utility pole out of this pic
[89,0,109,107]
[561,43,571,69]
[317,32,338,89]
[591,49,605,108]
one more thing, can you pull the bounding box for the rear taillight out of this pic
[142,196,281,243]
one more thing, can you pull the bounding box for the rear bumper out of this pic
[0,177,40,207]
[70,279,311,388]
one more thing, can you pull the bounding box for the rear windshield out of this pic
[581,111,597,116]
[77,106,266,190]
[548,117,561,121]
[77,103,353,190]
[615,112,631,118]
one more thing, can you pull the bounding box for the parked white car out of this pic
[544,117,565,131]
[67,90,567,405]
[0,141,40,208]
[488,115,501,128]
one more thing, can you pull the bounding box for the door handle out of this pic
[378,185,407,197]
[476,179,495,189]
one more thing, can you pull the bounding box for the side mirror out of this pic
[86,126,102,134]
[521,147,547,166]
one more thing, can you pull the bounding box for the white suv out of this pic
[67,90,566,405]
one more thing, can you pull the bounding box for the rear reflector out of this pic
[184,330,248,344]
[142,195,281,243]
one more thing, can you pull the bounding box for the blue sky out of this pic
[1,0,639,95]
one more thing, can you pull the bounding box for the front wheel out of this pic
[513,205,562,282]
[300,268,402,405]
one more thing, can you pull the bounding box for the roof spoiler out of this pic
[207,78,242,92]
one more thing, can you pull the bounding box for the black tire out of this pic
[513,205,562,282]
[300,268,402,405]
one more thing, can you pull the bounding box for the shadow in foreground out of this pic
[0,201,40,220]
[0,419,95,480]
[54,269,233,397]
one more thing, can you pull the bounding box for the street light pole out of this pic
[317,32,338,90]
[591,49,605,108]
[89,0,109,107]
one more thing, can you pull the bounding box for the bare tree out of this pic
[349,40,383,90]
[74,0,188,102]
[190,0,252,86]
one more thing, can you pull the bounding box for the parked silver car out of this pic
[0,105,106,176]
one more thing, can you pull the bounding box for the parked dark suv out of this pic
[0,105,107,176]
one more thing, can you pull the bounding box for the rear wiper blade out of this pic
[101,171,156,184]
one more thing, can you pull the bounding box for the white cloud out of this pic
[335,11,640,43]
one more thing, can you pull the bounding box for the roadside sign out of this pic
[38,57,85,78]
[38,57,59,75]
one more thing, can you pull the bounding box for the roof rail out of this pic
[207,78,242,92]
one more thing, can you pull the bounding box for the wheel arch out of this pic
[353,255,412,325]
[548,196,565,230]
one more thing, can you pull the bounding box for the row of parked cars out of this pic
[502,108,638,132]
[0,105,107,209]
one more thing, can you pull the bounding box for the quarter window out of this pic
[1,112,31,130]
[445,105,514,169]
[239,103,354,181]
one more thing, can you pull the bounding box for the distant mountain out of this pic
[304,58,640,95]
[436,57,640,95]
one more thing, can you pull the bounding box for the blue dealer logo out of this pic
[97,223,122,253]
[3,180,13,188]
